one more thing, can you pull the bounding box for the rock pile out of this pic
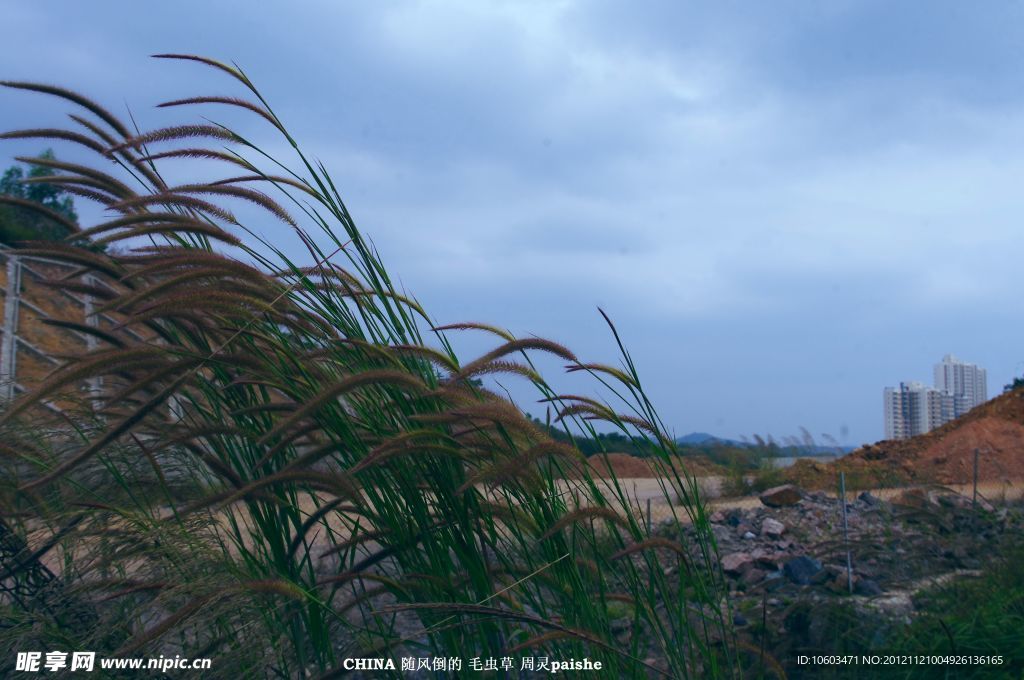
[696,483,1019,604]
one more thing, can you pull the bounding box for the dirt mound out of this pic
[582,453,721,479]
[914,416,1024,483]
[791,388,1024,488]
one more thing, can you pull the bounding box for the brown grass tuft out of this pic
[157,96,282,130]
[108,125,240,154]
[539,506,630,542]
[0,81,131,137]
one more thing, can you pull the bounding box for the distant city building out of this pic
[883,381,950,440]
[934,354,987,418]
[883,355,987,440]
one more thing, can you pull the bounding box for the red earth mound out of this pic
[806,388,1024,487]
[581,453,721,479]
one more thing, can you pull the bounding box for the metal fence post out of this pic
[972,448,979,509]
[839,471,852,594]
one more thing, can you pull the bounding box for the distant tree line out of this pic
[0,150,78,246]
[524,413,828,468]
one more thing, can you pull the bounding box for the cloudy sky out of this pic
[3,1,1023,446]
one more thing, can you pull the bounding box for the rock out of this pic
[855,564,876,578]
[761,518,786,537]
[759,484,804,508]
[740,568,766,587]
[733,613,748,626]
[709,510,727,523]
[857,491,880,506]
[936,493,971,510]
[943,546,967,561]
[810,568,832,586]
[721,552,754,575]
[783,556,823,585]
[742,531,756,540]
[855,579,883,596]
[826,572,852,594]
[891,488,934,509]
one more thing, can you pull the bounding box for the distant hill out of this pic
[675,431,852,455]
[676,431,729,445]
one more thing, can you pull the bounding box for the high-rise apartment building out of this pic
[883,355,987,440]
[883,381,950,440]
[934,354,987,418]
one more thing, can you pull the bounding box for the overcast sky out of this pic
[3,1,1023,446]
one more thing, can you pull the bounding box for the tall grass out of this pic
[0,56,735,678]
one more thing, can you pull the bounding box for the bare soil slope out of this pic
[581,452,722,478]
[788,388,1024,488]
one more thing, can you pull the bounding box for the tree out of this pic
[0,149,78,246]
[1004,376,1024,393]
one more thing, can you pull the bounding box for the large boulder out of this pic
[721,552,754,576]
[783,556,823,585]
[759,484,804,507]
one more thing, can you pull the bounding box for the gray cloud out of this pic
[2,1,1022,444]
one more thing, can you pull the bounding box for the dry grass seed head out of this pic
[178,470,360,517]
[210,174,318,197]
[108,124,240,154]
[458,440,583,494]
[157,96,282,130]
[539,506,631,542]
[610,537,689,562]
[565,361,640,388]
[450,359,543,385]
[170,183,296,226]
[14,155,137,198]
[0,127,107,154]
[256,370,429,447]
[151,54,251,88]
[455,337,577,380]
[0,81,132,138]
[349,442,467,476]
[97,221,241,247]
[110,192,238,224]
[431,321,516,341]
[0,195,81,234]
[138,146,255,170]
[0,346,172,424]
